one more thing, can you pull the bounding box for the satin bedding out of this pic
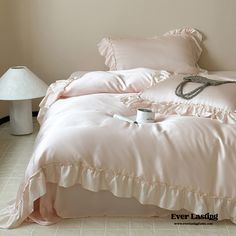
[0,68,236,228]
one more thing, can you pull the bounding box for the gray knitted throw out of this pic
[175,75,236,100]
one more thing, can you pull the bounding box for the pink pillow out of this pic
[122,74,236,124]
[62,68,169,97]
[98,28,203,74]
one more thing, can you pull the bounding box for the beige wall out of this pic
[1,0,236,118]
[0,1,18,118]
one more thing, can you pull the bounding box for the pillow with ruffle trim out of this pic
[98,28,204,74]
[121,74,236,124]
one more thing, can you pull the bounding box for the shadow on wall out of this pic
[200,45,223,71]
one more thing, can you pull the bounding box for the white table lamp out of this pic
[0,66,48,135]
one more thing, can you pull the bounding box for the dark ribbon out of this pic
[175,75,236,100]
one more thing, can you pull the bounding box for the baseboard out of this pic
[32,111,39,117]
[0,116,9,125]
[0,111,39,126]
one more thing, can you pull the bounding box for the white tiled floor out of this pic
[0,119,235,235]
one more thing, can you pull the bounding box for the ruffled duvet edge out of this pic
[1,161,236,228]
[121,95,236,124]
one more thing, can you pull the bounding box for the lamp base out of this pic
[9,100,33,135]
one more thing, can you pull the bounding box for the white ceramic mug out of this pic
[136,108,155,123]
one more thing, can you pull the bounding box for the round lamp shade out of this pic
[0,66,48,100]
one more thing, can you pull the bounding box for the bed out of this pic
[1,28,236,229]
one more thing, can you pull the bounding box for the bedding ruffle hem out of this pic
[0,162,236,228]
[121,95,236,124]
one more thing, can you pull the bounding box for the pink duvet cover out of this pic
[0,68,236,228]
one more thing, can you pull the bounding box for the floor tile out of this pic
[154,218,178,230]
[32,222,58,230]
[0,143,9,155]
[226,221,236,229]
[178,222,203,230]
[0,222,33,232]
[204,231,229,236]
[56,229,80,236]
[204,228,228,234]
[130,217,153,229]
[82,217,106,229]
[203,220,228,234]
[0,201,8,209]
[0,190,17,201]
[80,229,104,236]
[0,230,6,236]
[179,230,204,236]
[0,178,8,191]
[58,219,81,229]
[106,217,129,229]
[155,229,179,236]
[32,228,57,236]
[129,229,154,236]
[1,152,24,166]
[2,179,21,192]
[228,227,236,233]
[1,228,32,236]
[106,229,129,236]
